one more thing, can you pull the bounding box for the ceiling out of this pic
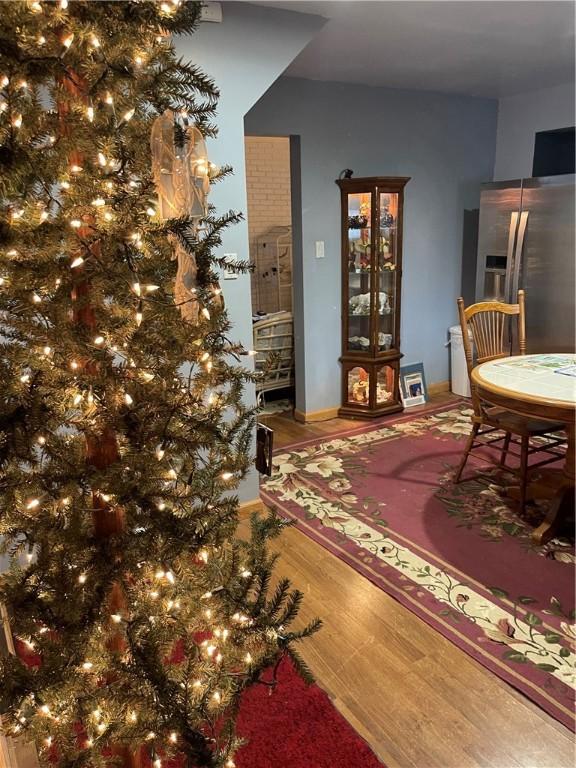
[251,1,575,98]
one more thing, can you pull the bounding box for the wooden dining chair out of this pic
[454,290,565,514]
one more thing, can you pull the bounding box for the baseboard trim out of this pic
[294,407,340,424]
[428,380,450,396]
[238,498,266,518]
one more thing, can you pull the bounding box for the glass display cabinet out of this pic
[336,176,410,418]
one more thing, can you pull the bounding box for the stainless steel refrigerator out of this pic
[475,174,575,353]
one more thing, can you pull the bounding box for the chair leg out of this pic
[454,423,480,483]
[500,431,512,468]
[519,436,529,516]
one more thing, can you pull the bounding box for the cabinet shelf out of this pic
[337,176,410,418]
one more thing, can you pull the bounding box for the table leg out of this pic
[532,423,575,545]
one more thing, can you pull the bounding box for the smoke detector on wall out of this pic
[200,2,222,23]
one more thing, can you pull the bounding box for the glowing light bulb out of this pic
[43,346,51,355]
[157,501,166,510]
[73,393,82,405]
[153,760,162,768]
[167,468,177,480]
[129,711,137,723]
[221,471,233,481]
[91,198,105,207]
[136,309,143,326]
[122,108,135,122]
[60,0,68,9]
[146,732,155,741]
[12,114,22,128]
[78,573,87,584]
[70,220,81,229]
[61,180,70,190]
[146,284,159,292]
[103,212,113,221]
[201,352,210,362]
[245,653,252,664]
[62,33,74,49]
[1,76,8,87]
[38,35,46,45]
[132,282,141,296]
[20,373,30,383]
[212,691,221,703]
[70,256,84,268]
[146,207,156,217]
[169,732,178,744]
[105,91,113,105]
[32,293,42,303]
[39,705,50,716]
[82,662,93,671]
[94,335,104,345]
[124,393,133,406]
[202,307,210,320]
[37,436,46,445]
[110,614,122,624]
[70,360,79,370]
[156,448,165,460]
[97,152,106,166]
[135,55,144,66]
[86,106,94,122]
[90,35,100,48]
[40,210,48,222]
[241,569,252,578]
[70,164,82,173]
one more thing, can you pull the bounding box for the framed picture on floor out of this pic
[400,362,428,407]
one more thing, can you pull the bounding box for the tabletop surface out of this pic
[472,354,576,406]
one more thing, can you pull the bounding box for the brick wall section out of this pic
[244,136,292,313]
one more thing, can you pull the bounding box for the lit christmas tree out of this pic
[0,2,319,767]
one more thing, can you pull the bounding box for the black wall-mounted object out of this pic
[532,126,575,177]
[255,423,273,476]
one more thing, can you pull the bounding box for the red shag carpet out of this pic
[236,657,384,767]
[261,404,575,730]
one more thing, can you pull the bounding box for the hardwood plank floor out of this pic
[253,399,574,768]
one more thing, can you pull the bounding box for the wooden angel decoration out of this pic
[150,110,222,324]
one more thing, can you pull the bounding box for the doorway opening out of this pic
[244,135,299,419]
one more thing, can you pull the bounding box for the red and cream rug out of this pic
[261,404,575,730]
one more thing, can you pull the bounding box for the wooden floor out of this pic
[254,398,574,768]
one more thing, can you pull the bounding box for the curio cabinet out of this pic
[336,176,410,418]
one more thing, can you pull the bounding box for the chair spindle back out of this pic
[457,290,526,414]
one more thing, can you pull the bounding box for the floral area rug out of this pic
[261,404,575,730]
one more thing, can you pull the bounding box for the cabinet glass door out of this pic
[377,191,398,351]
[346,192,373,353]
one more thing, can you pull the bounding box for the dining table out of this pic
[471,353,576,544]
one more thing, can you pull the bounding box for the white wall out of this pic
[494,82,575,181]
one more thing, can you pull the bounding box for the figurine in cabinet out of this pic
[336,176,410,418]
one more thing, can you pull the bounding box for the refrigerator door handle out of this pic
[512,210,529,298]
[503,211,519,301]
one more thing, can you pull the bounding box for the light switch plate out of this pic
[222,253,238,279]
[315,240,325,259]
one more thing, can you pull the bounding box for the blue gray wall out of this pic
[175,5,324,500]
[246,77,498,413]
[494,82,575,181]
